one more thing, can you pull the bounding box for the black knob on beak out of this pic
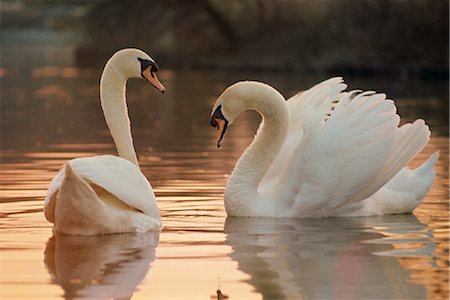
[210,117,218,128]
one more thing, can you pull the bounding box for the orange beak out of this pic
[142,67,166,93]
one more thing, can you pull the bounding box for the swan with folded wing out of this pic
[44,48,165,235]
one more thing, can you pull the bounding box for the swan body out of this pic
[210,78,438,218]
[44,49,165,235]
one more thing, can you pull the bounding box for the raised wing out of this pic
[261,78,430,217]
[259,77,347,194]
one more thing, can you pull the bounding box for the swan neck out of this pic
[100,65,139,167]
[228,91,289,193]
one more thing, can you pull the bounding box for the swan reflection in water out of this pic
[225,215,436,299]
[44,232,159,299]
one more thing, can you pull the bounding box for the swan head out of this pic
[209,82,248,148]
[210,81,283,148]
[108,48,165,93]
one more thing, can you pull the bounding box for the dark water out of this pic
[0,46,448,299]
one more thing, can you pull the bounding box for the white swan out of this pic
[44,48,165,235]
[209,78,439,217]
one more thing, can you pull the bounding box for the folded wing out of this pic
[44,155,159,222]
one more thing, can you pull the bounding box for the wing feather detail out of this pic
[44,155,159,221]
[259,77,430,217]
[68,155,158,218]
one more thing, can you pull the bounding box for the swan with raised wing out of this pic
[44,48,165,235]
[210,78,438,217]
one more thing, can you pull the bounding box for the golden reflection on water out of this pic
[43,233,159,299]
[1,67,449,299]
[1,137,448,299]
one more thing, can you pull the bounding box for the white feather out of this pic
[215,78,438,218]
[44,49,162,235]
[68,155,158,217]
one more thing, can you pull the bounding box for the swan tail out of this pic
[413,150,439,176]
[360,150,439,215]
[353,119,431,202]
[405,150,439,201]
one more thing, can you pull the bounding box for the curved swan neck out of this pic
[227,83,289,192]
[100,63,139,167]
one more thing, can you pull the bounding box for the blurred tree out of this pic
[76,0,448,78]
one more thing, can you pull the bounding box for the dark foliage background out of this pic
[77,0,448,78]
[1,0,448,78]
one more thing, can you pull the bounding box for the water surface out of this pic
[1,47,449,299]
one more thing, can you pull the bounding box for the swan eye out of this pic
[137,58,159,75]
